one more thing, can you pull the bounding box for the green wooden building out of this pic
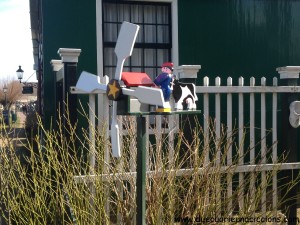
[29,0,300,126]
[27,1,300,222]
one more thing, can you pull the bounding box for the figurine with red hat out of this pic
[153,62,175,112]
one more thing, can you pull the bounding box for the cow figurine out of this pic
[172,79,198,110]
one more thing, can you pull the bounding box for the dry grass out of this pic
[0,109,299,224]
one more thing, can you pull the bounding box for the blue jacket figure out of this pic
[154,62,174,102]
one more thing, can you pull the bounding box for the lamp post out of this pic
[16,65,24,83]
[16,66,37,89]
[3,84,7,109]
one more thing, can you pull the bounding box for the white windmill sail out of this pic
[110,21,140,157]
[75,21,166,158]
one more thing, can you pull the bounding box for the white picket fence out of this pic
[71,72,300,224]
[199,76,283,224]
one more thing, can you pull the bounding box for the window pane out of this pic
[131,5,143,23]
[136,26,144,43]
[104,23,118,42]
[144,49,156,67]
[144,5,156,24]
[118,4,130,21]
[144,25,156,43]
[157,49,169,66]
[104,48,116,66]
[157,25,169,43]
[131,49,143,67]
[157,6,169,24]
[103,3,117,22]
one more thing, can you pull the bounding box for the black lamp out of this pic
[16,65,24,83]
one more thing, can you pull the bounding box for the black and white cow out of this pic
[172,79,198,110]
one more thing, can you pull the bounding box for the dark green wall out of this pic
[178,0,300,84]
[178,0,300,159]
[42,0,97,128]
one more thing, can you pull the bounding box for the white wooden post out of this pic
[238,77,244,212]
[175,64,201,163]
[272,77,278,223]
[50,60,63,129]
[226,77,233,215]
[175,65,201,217]
[176,65,201,79]
[215,77,221,216]
[249,77,255,225]
[51,60,63,73]
[277,66,300,79]
[261,77,267,224]
[57,48,81,138]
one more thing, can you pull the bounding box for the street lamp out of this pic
[16,66,37,89]
[16,65,24,83]
[3,84,7,109]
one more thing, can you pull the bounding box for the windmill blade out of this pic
[111,101,121,157]
[114,22,140,81]
[76,71,107,93]
[122,86,168,108]
[110,21,140,158]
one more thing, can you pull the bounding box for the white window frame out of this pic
[96,0,178,77]
[96,0,178,126]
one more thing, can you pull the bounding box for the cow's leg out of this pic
[186,98,197,110]
[175,101,183,110]
[186,98,193,110]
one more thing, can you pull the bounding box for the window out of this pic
[102,1,172,80]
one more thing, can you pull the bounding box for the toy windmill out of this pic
[75,21,168,157]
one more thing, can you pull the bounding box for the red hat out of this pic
[161,62,173,70]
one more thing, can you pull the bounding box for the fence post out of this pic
[277,66,300,224]
[50,60,63,129]
[175,65,201,164]
[176,65,201,83]
[136,115,147,225]
[57,48,81,137]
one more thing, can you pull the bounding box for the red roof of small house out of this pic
[121,72,153,87]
